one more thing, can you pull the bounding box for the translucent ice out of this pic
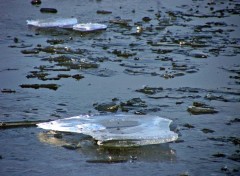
[26,18,78,28]
[37,114,178,147]
[73,23,107,32]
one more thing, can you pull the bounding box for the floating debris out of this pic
[208,136,240,146]
[46,39,64,45]
[37,114,178,147]
[34,65,70,72]
[1,89,16,93]
[212,153,226,158]
[189,51,208,58]
[0,120,50,129]
[21,48,39,54]
[229,118,240,123]
[73,23,107,32]
[228,153,240,162]
[40,8,58,13]
[112,49,136,58]
[62,144,81,150]
[187,106,217,115]
[39,46,85,54]
[26,71,49,80]
[26,18,78,28]
[96,10,112,14]
[120,98,147,109]
[31,0,41,5]
[136,86,163,95]
[201,128,215,133]
[183,123,195,129]
[205,93,227,102]
[187,102,218,115]
[86,159,127,164]
[142,17,151,22]
[109,19,131,27]
[94,102,119,113]
[72,74,84,80]
[20,84,59,90]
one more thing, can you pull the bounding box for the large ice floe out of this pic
[37,114,178,147]
[26,18,78,28]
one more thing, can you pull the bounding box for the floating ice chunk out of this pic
[26,18,78,28]
[73,23,107,32]
[37,114,178,147]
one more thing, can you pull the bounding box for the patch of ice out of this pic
[37,114,178,147]
[26,18,78,28]
[73,23,107,32]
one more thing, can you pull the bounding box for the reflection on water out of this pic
[38,131,176,163]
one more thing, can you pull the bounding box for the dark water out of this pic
[0,0,240,175]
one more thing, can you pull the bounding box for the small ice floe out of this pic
[26,18,78,28]
[37,114,178,147]
[73,23,107,32]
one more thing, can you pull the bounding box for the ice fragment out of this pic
[26,18,78,28]
[73,23,107,32]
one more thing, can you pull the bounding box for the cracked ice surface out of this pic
[37,114,178,147]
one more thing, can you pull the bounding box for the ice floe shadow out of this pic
[38,131,176,163]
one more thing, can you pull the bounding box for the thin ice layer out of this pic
[73,23,107,32]
[26,18,78,28]
[37,114,178,147]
